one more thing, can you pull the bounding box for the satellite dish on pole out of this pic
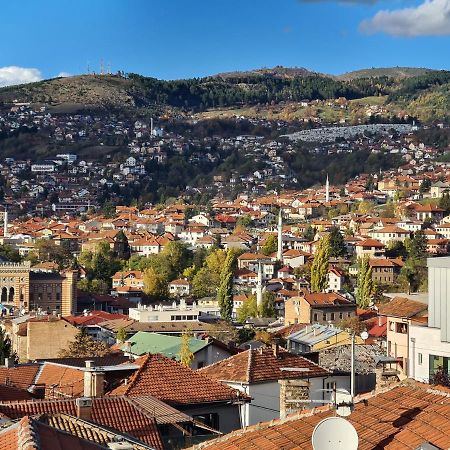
[312,417,358,450]
[360,331,369,341]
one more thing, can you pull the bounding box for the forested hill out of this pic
[1,67,450,120]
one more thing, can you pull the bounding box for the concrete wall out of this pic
[428,258,450,343]
[25,319,79,361]
[409,323,450,383]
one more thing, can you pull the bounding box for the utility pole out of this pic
[350,332,355,399]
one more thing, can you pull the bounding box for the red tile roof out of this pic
[303,292,353,307]
[0,365,40,390]
[0,396,163,449]
[199,347,329,384]
[0,415,105,450]
[108,353,243,406]
[191,383,450,450]
[378,297,428,319]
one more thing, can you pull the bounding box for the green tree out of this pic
[0,244,21,263]
[58,329,110,358]
[328,227,346,258]
[310,235,331,293]
[261,234,278,256]
[192,249,227,297]
[0,328,13,365]
[216,249,238,320]
[303,225,316,241]
[419,178,431,194]
[143,266,169,298]
[400,260,421,294]
[438,192,450,215]
[406,230,427,261]
[116,327,127,343]
[178,330,194,368]
[356,256,375,308]
[114,230,131,260]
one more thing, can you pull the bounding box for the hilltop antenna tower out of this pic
[100,59,104,75]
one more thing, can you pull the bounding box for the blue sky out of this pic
[1,0,450,85]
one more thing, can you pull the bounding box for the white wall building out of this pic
[408,257,450,383]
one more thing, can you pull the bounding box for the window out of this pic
[339,312,343,320]
[313,313,318,322]
[193,413,219,430]
[330,313,335,321]
[322,313,327,321]
[418,353,423,365]
[197,361,205,369]
[326,381,336,392]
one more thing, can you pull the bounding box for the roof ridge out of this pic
[17,416,39,450]
[246,350,253,383]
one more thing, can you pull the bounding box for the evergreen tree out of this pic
[178,330,194,368]
[0,328,12,365]
[407,230,427,261]
[310,235,331,293]
[114,230,131,260]
[303,225,316,241]
[328,227,346,258]
[58,329,110,358]
[216,249,237,320]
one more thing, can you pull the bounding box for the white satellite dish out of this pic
[312,417,358,450]
[360,331,369,340]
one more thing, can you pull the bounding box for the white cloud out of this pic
[56,72,72,78]
[0,66,42,87]
[360,0,450,36]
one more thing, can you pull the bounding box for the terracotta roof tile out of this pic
[0,365,40,390]
[0,396,163,449]
[108,353,242,406]
[199,347,329,384]
[378,297,428,319]
[191,383,450,450]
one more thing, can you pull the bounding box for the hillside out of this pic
[0,75,145,109]
[337,67,435,81]
[214,66,325,79]
[1,67,450,122]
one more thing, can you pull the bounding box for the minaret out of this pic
[277,209,283,261]
[3,209,8,239]
[256,262,263,311]
[150,118,154,136]
[325,174,330,203]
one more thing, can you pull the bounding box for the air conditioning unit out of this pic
[76,397,92,408]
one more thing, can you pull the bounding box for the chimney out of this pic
[123,341,132,354]
[28,384,45,399]
[272,343,279,358]
[83,361,105,398]
[76,397,93,421]
[4,357,15,368]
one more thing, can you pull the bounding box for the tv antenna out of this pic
[312,417,358,450]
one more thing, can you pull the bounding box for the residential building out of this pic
[284,292,356,326]
[409,257,450,383]
[199,346,330,427]
[378,296,428,378]
[128,300,220,322]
